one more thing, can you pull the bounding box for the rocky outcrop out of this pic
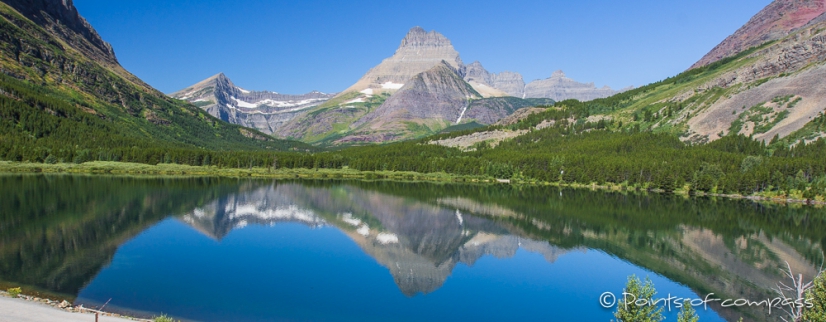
[691,0,826,69]
[684,20,826,142]
[339,27,464,96]
[464,97,554,125]
[2,0,117,65]
[524,70,624,101]
[170,73,335,135]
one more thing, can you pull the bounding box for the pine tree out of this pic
[615,275,663,322]
[677,300,699,322]
[802,272,826,322]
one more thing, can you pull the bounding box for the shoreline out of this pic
[0,290,150,322]
[0,160,823,206]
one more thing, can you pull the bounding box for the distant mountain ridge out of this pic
[170,73,335,135]
[171,26,626,144]
[524,70,631,102]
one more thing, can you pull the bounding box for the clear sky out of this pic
[74,0,772,95]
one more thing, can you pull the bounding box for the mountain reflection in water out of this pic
[1,175,824,321]
[179,183,577,296]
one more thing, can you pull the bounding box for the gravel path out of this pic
[0,296,146,322]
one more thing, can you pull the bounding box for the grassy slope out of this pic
[427,38,800,145]
[0,3,310,153]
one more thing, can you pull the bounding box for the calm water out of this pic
[1,175,825,322]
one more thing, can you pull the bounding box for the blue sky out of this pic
[74,0,771,94]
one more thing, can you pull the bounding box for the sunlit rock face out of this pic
[170,73,335,135]
[339,26,465,96]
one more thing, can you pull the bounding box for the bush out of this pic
[154,314,178,322]
[44,154,57,164]
[6,287,22,297]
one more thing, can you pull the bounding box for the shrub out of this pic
[154,314,178,322]
[6,287,22,297]
[803,272,826,322]
[44,155,57,164]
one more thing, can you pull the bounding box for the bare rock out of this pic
[691,0,826,69]
[338,27,465,95]
[170,73,335,135]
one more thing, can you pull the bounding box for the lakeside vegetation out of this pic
[1,14,824,204]
[1,158,823,205]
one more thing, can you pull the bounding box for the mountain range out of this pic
[430,0,826,149]
[172,27,619,144]
[3,0,826,152]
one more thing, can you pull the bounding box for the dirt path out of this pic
[0,296,147,322]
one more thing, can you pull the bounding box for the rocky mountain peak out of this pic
[337,26,464,95]
[464,61,493,84]
[399,26,453,49]
[170,73,335,135]
[3,0,118,65]
[551,70,566,78]
[691,0,826,69]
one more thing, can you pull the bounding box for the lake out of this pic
[1,175,824,321]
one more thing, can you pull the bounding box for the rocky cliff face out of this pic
[277,28,566,144]
[170,73,335,135]
[524,70,625,102]
[490,71,526,97]
[339,27,464,96]
[339,61,481,143]
[691,0,826,69]
[2,0,117,65]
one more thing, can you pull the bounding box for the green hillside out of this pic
[0,2,310,163]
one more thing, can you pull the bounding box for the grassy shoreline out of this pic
[1,161,822,206]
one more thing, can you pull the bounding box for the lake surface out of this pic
[1,175,824,321]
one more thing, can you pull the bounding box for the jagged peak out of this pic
[212,72,229,81]
[399,26,452,49]
[551,70,566,78]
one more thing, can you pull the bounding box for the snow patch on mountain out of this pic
[232,97,258,108]
[381,82,404,90]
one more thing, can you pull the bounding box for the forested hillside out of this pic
[0,0,309,164]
